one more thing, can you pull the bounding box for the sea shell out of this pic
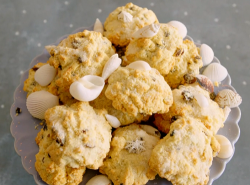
[94,18,104,34]
[215,89,242,108]
[26,90,59,119]
[140,125,161,138]
[200,44,214,66]
[223,106,231,121]
[196,74,214,93]
[70,75,104,102]
[34,64,56,86]
[105,114,121,128]
[215,135,233,159]
[132,23,160,39]
[194,93,209,108]
[102,54,121,80]
[202,63,228,82]
[117,11,133,23]
[126,60,152,70]
[168,20,187,38]
[86,175,111,185]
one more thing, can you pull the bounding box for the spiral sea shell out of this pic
[34,64,56,86]
[215,89,242,108]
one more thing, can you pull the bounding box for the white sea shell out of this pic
[117,11,133,23]
[26,90,59,119]
[102,54,121,80]
[140,125,161,138]
[202,63,228,82]
[215,135,233,159]
[215,89,242,108]
[194,93,209,108]
[168,20,187,38]
[126,60,152,70]
[196,74,214,93]
[34,64,56,86]
[132,23,160,39]
[105,114,121,128]
[200,44,214,66]
[223,106,231,121]
[94,18,104,34]
[69,75,104,102]
[86,175,111,185]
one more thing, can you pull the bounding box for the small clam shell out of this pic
[70,75,104,102]
[105,114,121,128]
[132,23,160,39]
[126,60,152,70]
[118,11,133,23]
[34,64,56,86]
[102,54,121,80]
[86,175,111,185]
[200,44,214,66]
[26,90,59,119]
[194,93,209,108]
[215,89,242,108]
[168,20,187,38]
[196,74,214,93]
[94,18,104,34]
[202,63,228,82]
[223,106,231,121]
[140,125,161,138]
[215,135,233,159]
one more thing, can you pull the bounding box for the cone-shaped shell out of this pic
[117,11,133,22]
[34,64,56,86]
[202,63,228,82]
[132,23,160,39]
[215,135,233,159]
[200,44,214,66]
[94,18,104,34]
[196,74,214,93]
[215,89,242,108]
[126,60,152,70]
[140,125,161,138]
[26,90,59,119]
[70,75,105,102]
[102,54,121,80]
[168,20,187,38]
[86,175,111,185]
[194,93,209,108]
[105,114,121,128]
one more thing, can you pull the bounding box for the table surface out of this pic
[1,0,250,184]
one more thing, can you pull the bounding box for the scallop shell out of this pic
[200,44,214,66]
[117,11,133,23]
[215,135,233,159]
[194,93,209,108]
[94,18,104,34]
[167,20,187,38]
[34,64,56,86]
[140,125,161,138]
[215,89,242,108]
[69,75,104,102]
[86,175,111,185]
[223,106,231,121]
[102,54,121,80]
[126,60,152,70]
[26,90,59,119]
[196,74,214,93]
[202,63,228,82]
[132,23,160,39]
[105,114,121,128]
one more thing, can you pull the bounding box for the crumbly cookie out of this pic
[123,24,183,75]
[154,84,225,134]
[90,85,149,126]
[41,102,112,170]
[149,117,220,185]
[164,39,203,89]
[46,30,116,92]
[104,3,158,47]
[99,124,160,185]
[105,67,173,117]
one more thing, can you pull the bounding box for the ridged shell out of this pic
[94,18,104,34]
[196,74,214,93]
[132,23,160,39]
[140,125,161,138]
[26,90,59,119]
[168,20,187,38]
[194,93,209,108]
[202,63,228,82]
[200,44,214,66]
[105,114,121,128]
[215,89,242,108]
[215,135,233,159]
[126,60,152,70]
[223,106,231,121]
[86,175,111,185]
[34,64,56,86]
[70,75,104,102]
[117,11,133,22]
[102,54,121,80]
